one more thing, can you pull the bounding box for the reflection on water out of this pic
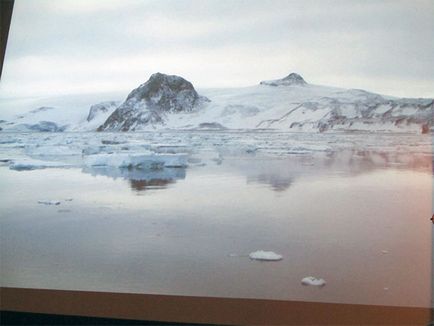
[76,148,431,194]
[81,166,186,192]
[0,132,432,309]
[248,174,293,192]
[129,178,174,191]
[227,149,432,192]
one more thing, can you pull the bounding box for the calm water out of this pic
[0,132,432,308]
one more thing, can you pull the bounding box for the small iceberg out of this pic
[83,152,187,168]
[10,159,71,170]
[38,200,61,206]
[249,250,283,261]
[301,276,326,287]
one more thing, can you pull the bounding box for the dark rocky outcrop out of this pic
[260,73,307,86]
[197,122,226,130]
[98,73,209,131]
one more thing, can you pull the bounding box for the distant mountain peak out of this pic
[260,73,307,86]
[282,73,306,84]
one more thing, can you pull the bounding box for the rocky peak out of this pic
[98,73,209,131]
[260,73,307,86]
[125,72,209,113]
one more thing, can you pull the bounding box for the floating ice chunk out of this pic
[381,250,389,254]
[83,152,187,168]
[301,276,326,287]
[249,250,283,261]
[9,159,71,170]
[187,157,206,167]
[152,144,192,154]
[25,145,80,157]
[101,139,126,145]
[38,200,61,206]
[82,146,106,155]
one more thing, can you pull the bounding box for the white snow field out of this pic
[0,73,432,133]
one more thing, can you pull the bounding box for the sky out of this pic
[0,0,433,98]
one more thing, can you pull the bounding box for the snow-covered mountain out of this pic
[1,72,432,133]
[98,72,431,133]
[97,73,209,131]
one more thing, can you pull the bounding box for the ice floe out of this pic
[25,145,81,157]
[249,250,283,261]
[301,276,326,287]
[9,159,72,170]
[83,152,188,168]
[151,144,192,154]
[38,200,61,206]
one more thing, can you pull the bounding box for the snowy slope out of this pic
[96,72,432,133]
[162,80,433,133]
[0,93,122,132]
[0,73,432,133]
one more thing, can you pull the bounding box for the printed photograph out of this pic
[0,0,433,311]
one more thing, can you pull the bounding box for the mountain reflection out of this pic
[247,174,293,192]
[80,148,431,194]
[82,166,186,192]
[129,178,175,191]
[230,149,432,192]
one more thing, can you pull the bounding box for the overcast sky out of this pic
[1,0,433,98]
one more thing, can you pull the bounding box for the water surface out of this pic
[0,132,432,308]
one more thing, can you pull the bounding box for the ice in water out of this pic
[37,200,61,206]
[301,277,326,287]
[249,250,283,261]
